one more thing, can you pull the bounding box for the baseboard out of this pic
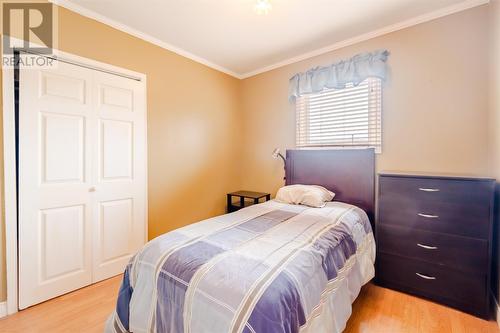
[493,292,500,329]
[496,302,500,329]
[495,302,500,328]
[0,301,7,318]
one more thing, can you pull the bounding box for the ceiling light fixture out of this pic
[254,0,272,15]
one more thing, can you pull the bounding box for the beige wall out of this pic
[58,8,243,236]
[0,6,242,301]
[240,5,492,195]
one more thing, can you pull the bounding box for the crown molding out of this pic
[49,0,242,79]
[51,0,489,80]
[239,0,490,78]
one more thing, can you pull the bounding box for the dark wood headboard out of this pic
[285,149,375,224]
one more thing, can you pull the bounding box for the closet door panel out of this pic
[40,205,86,280]
[92,72,146,282]
[99,119,133,181]
[41,112,85,183]
[18,58,94,309]
[99,199,133,263]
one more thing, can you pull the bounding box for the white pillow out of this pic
[275,185,335,208]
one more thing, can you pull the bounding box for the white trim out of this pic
[491,289,500,329]
[2,37,149,314]
[494,295,500,329]
[240,0,490,78]
[0,302,7,318]
[50,0,488,79]
[2,48,18,315]
[497,303,500,329]
[49,0,241,79]
[142,80,149,245]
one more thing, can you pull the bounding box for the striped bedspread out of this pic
[106,200,375,333]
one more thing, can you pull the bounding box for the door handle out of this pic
[418,188,440,192]
[418,213,439,219]
[416,272,436,280]
[417,243,438,250]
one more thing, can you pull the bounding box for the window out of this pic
[295,77,382,152]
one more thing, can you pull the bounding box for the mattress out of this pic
[106,200,375,333]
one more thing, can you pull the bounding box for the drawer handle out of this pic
[418,188,440,192]
[418,213,439,219]
[416,272,436,280]
[417,243,438,250]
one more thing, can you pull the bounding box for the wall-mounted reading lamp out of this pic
[272,148,286,180]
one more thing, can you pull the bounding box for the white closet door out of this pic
[18,56,147,308]
[18,58,94,309]
[91,71,146,282]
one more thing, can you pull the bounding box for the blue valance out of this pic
[288,50,390,102]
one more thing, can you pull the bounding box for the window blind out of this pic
[295,77,382,152]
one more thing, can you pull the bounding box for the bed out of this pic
[106,149,376,333]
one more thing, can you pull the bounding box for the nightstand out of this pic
[227,191,271,213]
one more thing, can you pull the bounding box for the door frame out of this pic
[2,36,148,314]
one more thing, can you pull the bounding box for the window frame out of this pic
[295,77,382,153]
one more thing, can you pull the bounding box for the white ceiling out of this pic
[53,0,488,78]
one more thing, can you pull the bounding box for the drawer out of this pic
[378,196,490,239]
[379,176,493,206]
[377,224,488,273]
[377,254,486,310]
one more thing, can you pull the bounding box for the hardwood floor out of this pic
[345,284,499,333]
[0,275,122,333]
[0,278,497,332]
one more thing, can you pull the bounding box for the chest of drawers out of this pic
[376,172,495,319]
